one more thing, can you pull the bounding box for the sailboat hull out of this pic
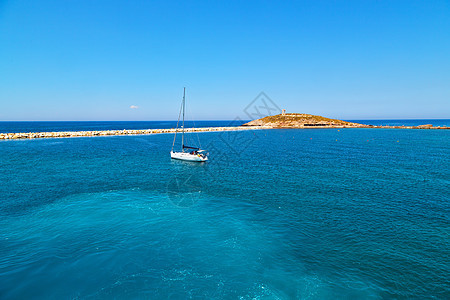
[170,151,208,162]
[170,88,208,162]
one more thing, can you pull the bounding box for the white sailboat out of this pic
[170,88,208,162]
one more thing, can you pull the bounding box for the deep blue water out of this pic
[349,119,450,127]
[1,119,448,134]
[0,127,449,298]
[0,120,247,134]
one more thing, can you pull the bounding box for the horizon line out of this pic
[1,118,450,122]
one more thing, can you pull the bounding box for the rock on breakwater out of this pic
[1,123,448,140]
[0,126,271,140]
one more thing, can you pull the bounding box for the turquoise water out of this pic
[0,120,247,134]
[0,128,449,298]
[1,119,448,134]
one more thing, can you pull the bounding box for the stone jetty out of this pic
[0,126,271,140]
[1,117,448,141]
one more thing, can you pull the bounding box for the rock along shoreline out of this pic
[0,126,271,140]
[0,124,448,140]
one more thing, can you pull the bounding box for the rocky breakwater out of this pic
[0,126,269,140]
[372,124,449,129]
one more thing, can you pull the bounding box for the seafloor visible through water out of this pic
[0,124,449,299]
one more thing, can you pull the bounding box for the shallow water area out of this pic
[0,127,449,298]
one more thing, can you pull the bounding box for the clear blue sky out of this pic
[1,0,449,121]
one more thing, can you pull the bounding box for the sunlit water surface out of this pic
[0,128,449,298]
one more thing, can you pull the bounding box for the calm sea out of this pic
[0,119,448,134]
[0,122,449,298]
[0,121,247,134]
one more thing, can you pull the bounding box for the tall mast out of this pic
[181,87,185,151]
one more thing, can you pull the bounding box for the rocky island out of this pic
[243,113,366,128]
[243,113,449,130]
